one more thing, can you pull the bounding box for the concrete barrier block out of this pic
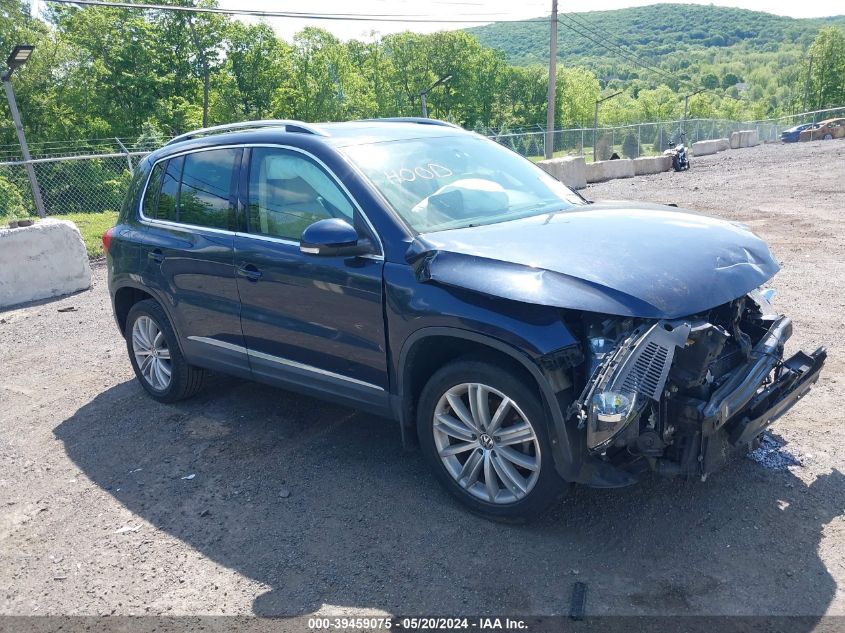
[717,138,730,152]
[585,161,604,183]
[0,219,92,309]
[633,155,672,175]
[691,139,722,156]
[586,158,634,183]
[730,130,760,150]
[730,131,742,149]
[743,129,759,147]
[537,155,587,190]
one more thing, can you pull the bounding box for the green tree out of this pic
[721,72,742,88]
[291,28,372,121]
[808,27,845,109]
[556,67,600,127]
[701,73,720,90]
[621,132,639,158]
[225,22,294,120]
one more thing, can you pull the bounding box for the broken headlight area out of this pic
[570,291,826,480]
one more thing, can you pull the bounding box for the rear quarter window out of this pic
[120,165,147,221]
[141,162,164,219]
[157,156,183,223]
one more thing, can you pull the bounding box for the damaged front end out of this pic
[568,291,826,481]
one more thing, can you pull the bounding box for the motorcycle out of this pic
[664,132,690,172]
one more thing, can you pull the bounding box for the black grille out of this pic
[621,340,671,400]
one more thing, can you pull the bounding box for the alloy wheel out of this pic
[131,315,172,391]
[432,382,541,504]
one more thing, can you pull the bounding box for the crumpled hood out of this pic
[409,201,780,319]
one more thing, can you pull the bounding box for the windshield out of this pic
[342,134,583,233]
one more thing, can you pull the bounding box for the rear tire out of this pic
[823,133,834,140]
[125,299,206,403]
[417,358,567,521]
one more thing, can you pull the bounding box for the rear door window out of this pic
[179,149,241,231]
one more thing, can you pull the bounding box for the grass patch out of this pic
[59,211,118,258]
[2,210,117,258]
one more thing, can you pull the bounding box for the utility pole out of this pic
[803,55,814,113]
[544,0,558,159]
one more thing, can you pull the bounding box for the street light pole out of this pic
[419,74,453,119]
[683,88,705,133]
[2,45,45,218]
[593,91,623,162]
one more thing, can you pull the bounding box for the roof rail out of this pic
[166,119,327,146]
[364,117,462,129]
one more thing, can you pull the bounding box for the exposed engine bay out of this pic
[566,289,826,481]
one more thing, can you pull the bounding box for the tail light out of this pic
[102,227,115,255]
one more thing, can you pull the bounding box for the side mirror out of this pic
[300,218,373,257]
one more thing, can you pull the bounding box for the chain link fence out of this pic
[0,152,147,218]
[490,106,845,162]
[0,107,843,220]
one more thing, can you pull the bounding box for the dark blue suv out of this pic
[106,118,825,520]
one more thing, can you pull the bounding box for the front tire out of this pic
[125,299,206,403]
[417,358,566,521]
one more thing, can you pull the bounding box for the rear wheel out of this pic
[125,299,206,403]
[823,133,834,140]
[417,358,566,521]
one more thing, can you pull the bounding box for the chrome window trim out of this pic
[234,231,298,247]
[137,143,385,258]
[187,336,385,392]
[229,230,383,262]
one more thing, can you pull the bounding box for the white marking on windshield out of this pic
[384,163,453,185]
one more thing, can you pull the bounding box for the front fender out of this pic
[385,263,582,479]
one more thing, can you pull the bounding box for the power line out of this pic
[565,13,682,84]
[558,14,685,88]
[560,12,745,103]
[44,0,550,23]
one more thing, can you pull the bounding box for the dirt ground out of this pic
[1,139,844,621]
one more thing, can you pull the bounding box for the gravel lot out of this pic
[1,139,844,621]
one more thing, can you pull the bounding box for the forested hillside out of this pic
[469,4,845,66]
[469,4,845,123]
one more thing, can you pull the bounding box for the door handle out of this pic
[148,249,164,264]
[237,263,262,282]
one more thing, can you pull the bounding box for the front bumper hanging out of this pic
[701,317,824,441]
[670,316,826,474]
